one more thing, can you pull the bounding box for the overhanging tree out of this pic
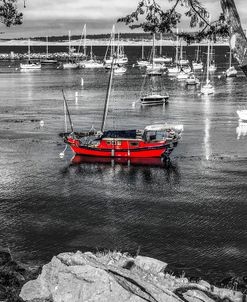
[118,0,247,75]
[0,0,23,27]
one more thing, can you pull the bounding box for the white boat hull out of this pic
[63,63,79,69]
[226,66,237,77]
[237,110,247,121]
[80,60,104,68]
[20,63,41,69]
[192,62,203,70]
[201,84,214,95]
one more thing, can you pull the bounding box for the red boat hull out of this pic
[69,144,170,158]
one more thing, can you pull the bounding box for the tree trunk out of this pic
[220,0,247,76]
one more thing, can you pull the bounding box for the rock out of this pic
[134,255,167,274]
[19,251,244,302]
[198,280,211,290]
[0,250,12,266]
[183,289,215,302]
[0,249,41,302]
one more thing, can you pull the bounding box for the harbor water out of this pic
[0,45,247,283]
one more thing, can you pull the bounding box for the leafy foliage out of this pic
[118,0,229,42]
[0,0,23,27]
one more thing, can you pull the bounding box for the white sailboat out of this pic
[176,38,189,66]
[192,46,203,70]
[226,45,237,77]
[20,39,41,70]
[201,40,214,95]
[167,29,180,75]
[140,73,169,105]
[104,27,128,67]
[153,33,172,64]
[186,73,200,85]
[137,39,149,66]
[63,30,79,69]
[41,36,57,65]
[208,41,217,72]
[146,33,162,76]
[80,42,104,68]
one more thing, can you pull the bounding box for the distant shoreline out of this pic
[0,39,229,47]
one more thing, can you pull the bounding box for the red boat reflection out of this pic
[71,155,168,167]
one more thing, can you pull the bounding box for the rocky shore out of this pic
[1,250,246,302]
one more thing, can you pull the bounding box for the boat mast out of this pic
[117,31,120,60]
[196,45,199,62]
[141,39,144,60]
[28,38,31,63]
[101,56,115,132]
[68,30,71,59]
[175,28,179,67]
[46,36,49,58]
[90,42,93,61]
[229,44,232,68]
[110,25,115,59]
[152,33,155,69]
[159,33,162,56]
[206,39,210,84]
[83,24,87,57]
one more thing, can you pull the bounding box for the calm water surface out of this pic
[0,46,247,283]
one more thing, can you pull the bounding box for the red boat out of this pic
[63,124,183,158]
[61,53,183,160]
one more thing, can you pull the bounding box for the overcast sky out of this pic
[1,0,247,38]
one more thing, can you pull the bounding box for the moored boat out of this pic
[20,39,41,70]
[61,55,183,159]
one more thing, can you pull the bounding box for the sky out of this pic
[1,0,247,39]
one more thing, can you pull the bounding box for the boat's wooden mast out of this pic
[101,56,115,132]
[62,90,74,133]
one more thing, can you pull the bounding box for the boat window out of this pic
[117,141,122,146]
[130,142,139,146]
[106,141,111,145]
